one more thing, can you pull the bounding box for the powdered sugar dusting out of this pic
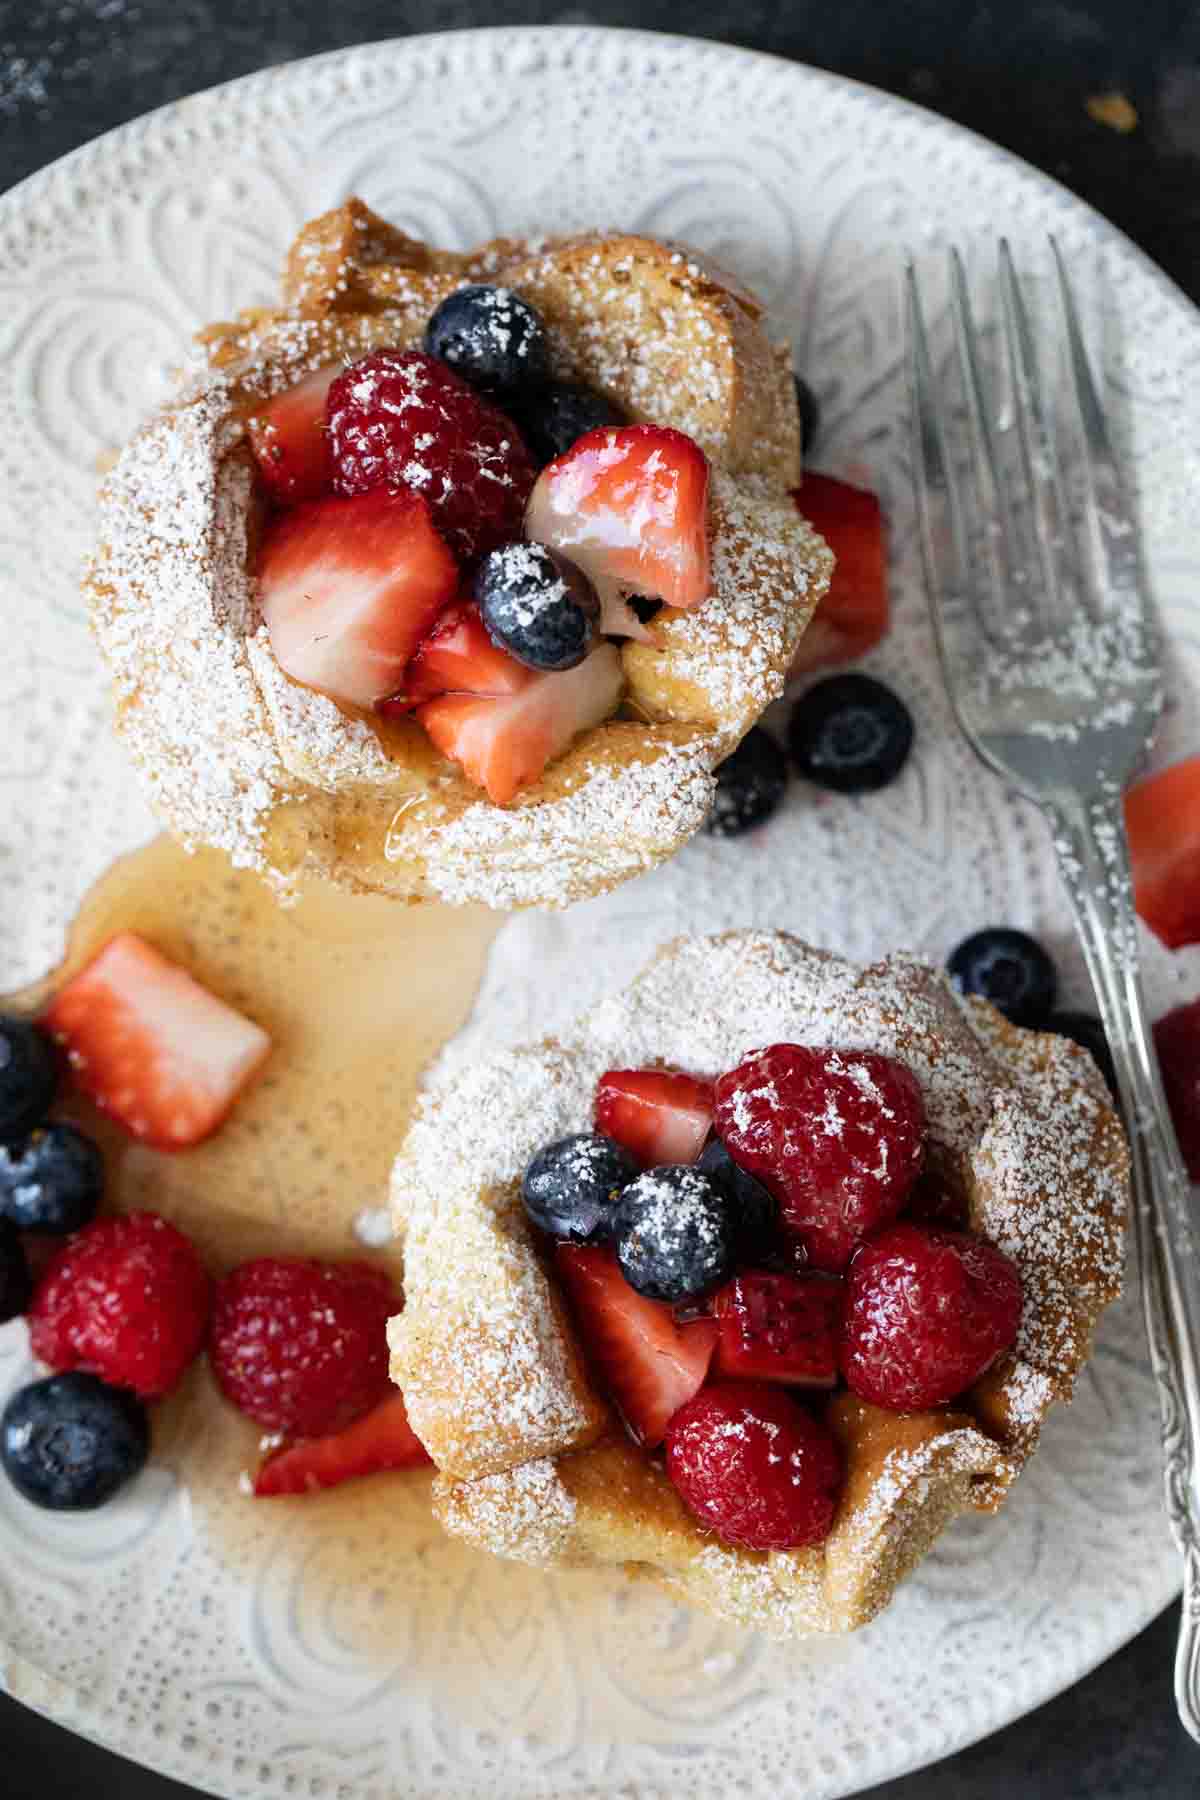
[432,1459,576,1565]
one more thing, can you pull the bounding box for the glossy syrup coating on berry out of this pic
[325,348,535,562]
[0,1220,31,1323]
[0,1014,58,1140]
[512,380,625,466]
[665,1379,843,1550]
[713,1044,925,1271]
[1153,996,1200,1181]
[424,284,550,394]
[946,927,1057,1027]
[840,1220,1023,1411]
[695,1136,778,1258]
[0,1122,104,1234]
[614,1165,737,1302]
[209,1257,396,1436]
[704,726,789,838]
[474,541,600,671]
[521,1131,641,1244]
[789,672,914,793]
[1,1371,149,1511]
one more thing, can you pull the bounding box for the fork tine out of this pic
[905,261,983,674]
[947,248,1021,628]
[997,239,1076,621]
[1049,237,1143,607]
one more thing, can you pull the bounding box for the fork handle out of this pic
[1050,794,1200,1743]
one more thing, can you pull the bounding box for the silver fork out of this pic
[907,241,1200,1741]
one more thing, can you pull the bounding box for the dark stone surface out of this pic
[2,2,1198,1796]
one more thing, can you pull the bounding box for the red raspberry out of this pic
[209,1257,395,1436]
[326,349,535,561]
[28,1211,210,1401]
[840,1221,1023,1411]
[712,1044,925,1271]
[665,1380,843,1550]
[1153,998,1200,1181]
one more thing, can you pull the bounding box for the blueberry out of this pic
[522,1132,641,1244]
[475,542,600,671]
[0,1015,58,1141]
[696,1138,778,1256]
[0,1123,104,1235]
[1,1372,149,1510]
[1048,1009,1118,1099]
[947,928,1058,1027]
[614,1166,737,1302]
[424,284,549,394]
[0,1221,31,1323]
[513,381,624,465]
[789,673,914,793]
[793,375,821,455]
[704,727,788,838]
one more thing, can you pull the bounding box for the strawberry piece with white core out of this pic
[378,601,532,713]
[43,933,270,1150]
[525,424,710,641]
[247,366,337,508]
[594,1067,714,1167]
[258,487,458,708]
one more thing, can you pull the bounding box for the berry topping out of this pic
[555,1243,716,1447]
[474,541,600,671]
[0,1221,31,1323]
[704,726,789,838]
[0,1123,103,1235]
[664,1380,843,1551]
[378,600,531,712]
[28,1211,210,1400]
[594,1067,714,1167]
[840,1221,1023,1411]
[946,927,1057,1027]
[712,1271,842,1387]
[254,1390,432,1497]
[792,375,821,455]
[713,1044,925,1272]
[258,486,458,709]
[788,476,888,674]
[43,932,271,1150]
[247,365,336,508]
[416,641,623,803]
[521,1132,640,1244]
[1153,998,1200,1181]
[1048,1010,1118,1100]
[424,283,549,393]
[326,348,536,560]
[695,1137,779,1259]
[512,380,625,466]
[613,1165,736,1303]
[789,672,913,792]
[0,1014,58,1140]
[1125,755,1200,950]
[1,1372,149,1512]
[525,424,711,639]
[209,1258,396,1437]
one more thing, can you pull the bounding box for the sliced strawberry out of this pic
[555,1243,716,1447]
[525,424,710,639]
[712,1270,841,1387]
[254,1389,432,1497]
[1125,756,1200,950]
[43,933,270,1150]
[594,1068,714,1167]
[788,474,888,675]
[247,366,338,508]
[416,642,623,803]
[258,487,458,708]
[377,601,532,714]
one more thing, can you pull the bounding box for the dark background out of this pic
[2,3,1199,1797]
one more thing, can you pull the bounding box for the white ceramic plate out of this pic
[2,26,1199,1800]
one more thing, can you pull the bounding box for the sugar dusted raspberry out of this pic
[840,1221,1023,1411]
[326,349,535,561]
[712,1044,925,1271]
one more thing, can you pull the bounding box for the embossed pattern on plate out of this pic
[1,26,1199,1800]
